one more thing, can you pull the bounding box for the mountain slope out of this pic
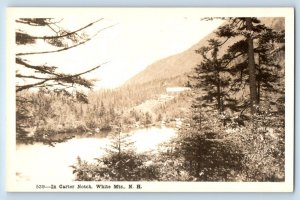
[125,18,284,86]
[125,32,215,85]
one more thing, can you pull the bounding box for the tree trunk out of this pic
[257,55,261,104]
[245,18,258,114]
[212,45,221,112]
[217,83,221,112]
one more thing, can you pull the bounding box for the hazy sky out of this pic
[17,13,223,89]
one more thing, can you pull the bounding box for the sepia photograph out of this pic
[6,7,294,192]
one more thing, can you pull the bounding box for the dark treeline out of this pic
[17,74,190,144]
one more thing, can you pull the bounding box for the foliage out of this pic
[179,17,286,181]
[15,18,108,94]
[174,99,285,181]
[239,103,285,181]
[16,17,286,182]
[72,153,159,181]
[192,39,232,112]
[215,17,285,114]
[15,18,111,144]
[71,127,159,181]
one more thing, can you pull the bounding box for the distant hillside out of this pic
[125,31,215,86]
[125,18,284,86]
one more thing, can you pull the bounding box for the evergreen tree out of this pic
[215,17,285,115]
[16,18,112,144]
[255,27,285,104]
[99,101,106,117]
[193,39,233,113]
[182,17,286,181]
[71,121,159,181]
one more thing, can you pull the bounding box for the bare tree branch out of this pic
[16,24,116,56]
[17,58,109,79]
[70,61,109,77]
[46,24,59,34]
[16,60,109,92]
[16,80,49,92]
[29,18,104,40]
[16,18,63,26]
[16,74,49,80]
[16,58,59,76]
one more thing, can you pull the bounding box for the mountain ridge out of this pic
[125,18,284,86]
[125,30,215,86]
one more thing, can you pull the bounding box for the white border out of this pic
[6,7,294,192]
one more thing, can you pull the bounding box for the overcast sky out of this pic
[16,12,223,89]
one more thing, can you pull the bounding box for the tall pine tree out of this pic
[215,17,285,116]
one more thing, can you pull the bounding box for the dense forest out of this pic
[16,17,285,182]
[17,74,189,144]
